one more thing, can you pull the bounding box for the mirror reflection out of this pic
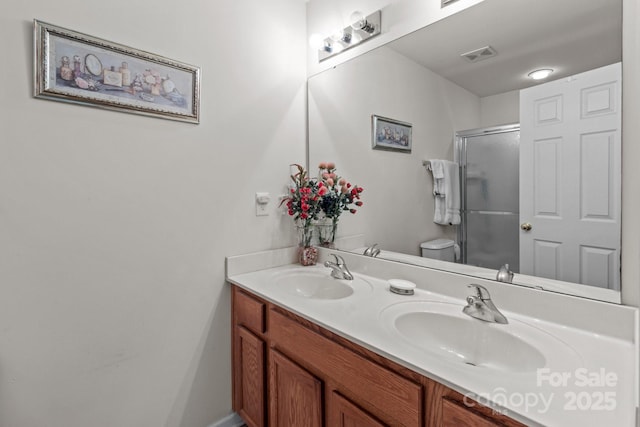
[308,0,622,302]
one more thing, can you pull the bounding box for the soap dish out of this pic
[388,279,416,295]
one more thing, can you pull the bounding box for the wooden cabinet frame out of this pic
[231,285,525,427]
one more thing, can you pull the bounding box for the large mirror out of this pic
[308,0,622,302]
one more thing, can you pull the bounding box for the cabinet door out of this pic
[442,398,501,427]
[330,391,387,427]
[233,326,265,427]
[269,349,323,427]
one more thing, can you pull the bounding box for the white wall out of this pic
[0,1,307,426]
[308,46,480,255]
[479,90,520,128]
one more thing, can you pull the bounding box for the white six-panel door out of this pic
[519,63,621,290]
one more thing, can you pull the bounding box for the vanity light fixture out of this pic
[528,68,554,80]
[350,11,376,34]
[314,10,382,62]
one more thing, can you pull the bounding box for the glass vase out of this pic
[296,222,318,266]
[316,218,338,248]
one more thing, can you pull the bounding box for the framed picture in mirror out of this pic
[371,115,412,153]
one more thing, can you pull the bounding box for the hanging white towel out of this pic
[426,159,461,225]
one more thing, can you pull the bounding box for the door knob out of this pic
[520,222,532,231]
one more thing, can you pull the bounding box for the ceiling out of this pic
[388,0,622,97]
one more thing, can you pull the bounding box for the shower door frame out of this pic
[454,123,520,266]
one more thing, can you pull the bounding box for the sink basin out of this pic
[272,268,372,300]
[380,301,580,373]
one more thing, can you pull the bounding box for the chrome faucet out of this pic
[324,254,354,280]
[496,264,514,283]
[462,284,508,324]
[363,243,381,257]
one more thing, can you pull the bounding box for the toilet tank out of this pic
[420,239,455,262]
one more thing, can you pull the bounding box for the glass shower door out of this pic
[456,125,520,272]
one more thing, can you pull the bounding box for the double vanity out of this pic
[226,247,637,426]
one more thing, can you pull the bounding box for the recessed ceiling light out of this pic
[528,69,554,80]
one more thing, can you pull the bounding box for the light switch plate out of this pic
[255,192,270,216]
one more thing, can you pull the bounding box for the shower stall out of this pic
[455,124,520,272]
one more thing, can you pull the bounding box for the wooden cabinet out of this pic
[269,349,323,427]
[329,391,386,427]
[441,399,501,427]
[232,289,267,427]
[269,308,421,426]
[234,327,265,427]
[425,375,525,427]
[231,285,526,427]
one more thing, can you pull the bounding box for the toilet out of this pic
[420,239,456,262]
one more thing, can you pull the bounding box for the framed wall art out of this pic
[371,115,412,153]
[34,20,201,124]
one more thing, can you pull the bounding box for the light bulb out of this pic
[528,69,554,80]
[309,33,325,50]
[350,11,365,30]
[330,28,344,42]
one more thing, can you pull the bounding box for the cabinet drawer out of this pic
[442,398,502,427]
[234,288,265,335]
[270,309,422,427]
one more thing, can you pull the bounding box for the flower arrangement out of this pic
[316,162,363,246]
[281,162,363,255]
[317,162,363,218]
[282,164,322,247]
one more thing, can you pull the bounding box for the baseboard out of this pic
[208,412,244,427]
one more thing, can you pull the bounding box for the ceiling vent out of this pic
[460,46,497,63]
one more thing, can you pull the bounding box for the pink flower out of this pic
[318,162,327,169]
[288,209,294,215]
[338,178,346,186]
[300,212,308,219]
[329,173,337,179]
[301,203,309,211]
[327,162,335,170]
[290,188,295,193]
[346,183,352,188]
[326,178,334,187]
[322,173,330,179]
[355,201,363,206]
[341,186,348,194]
[318,186,328,196]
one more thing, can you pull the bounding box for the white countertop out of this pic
[226,249,638,427]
